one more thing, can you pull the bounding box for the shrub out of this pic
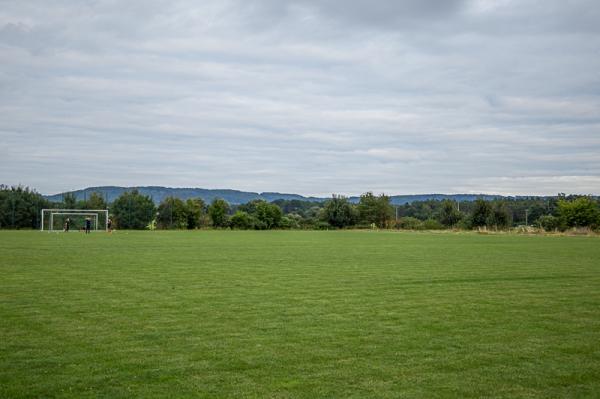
[397,217,424,230]
[279,216,299,229]
[314,221,331,230]
[230,211,255,230]
[457,218,473,230]
[558,197,599,228]
[537,215,564,232]
[423,219,444,230]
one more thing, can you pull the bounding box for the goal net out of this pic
[41,209,109,232]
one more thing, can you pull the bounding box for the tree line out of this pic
[1,185,598,231]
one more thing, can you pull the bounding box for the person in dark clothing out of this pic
[64,217,70,232]
[85,217,91,234]
[107,217,113,233]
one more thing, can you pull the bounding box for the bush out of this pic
[423,219,444,230]
[558,197,599,228]
[457,218,473,230]
[537,215,564,232]
[279,216,299,229]
[314,221,332,230]
[397,217,424,230]
[230,211,255,230]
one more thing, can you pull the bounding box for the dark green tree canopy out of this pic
[230,210,255,230]
[62,192,77,209]
[487,202,512,229]
[111,190,156,229]
[470,198,492,227]
[254,201,283,230]
[84,192,108,210]
[157,196,188,229]
[2,184,598,232]
[358,192,392,228]
[0,185,49,229]
[437,200,462,228]
[208,198,230,228]
[185,198,207,229]
[322,195,357,228]
[558,197,599,228]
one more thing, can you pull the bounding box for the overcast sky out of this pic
[1,0,599,196]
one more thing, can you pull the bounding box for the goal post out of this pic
[40,209,109,232]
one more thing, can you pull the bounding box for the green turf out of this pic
[1,230,599,398]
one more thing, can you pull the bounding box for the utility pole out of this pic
[525,209,528,226]
[395,206,398,222]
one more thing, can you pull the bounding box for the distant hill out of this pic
[385,194,504,205]
[44,186,515,205]
[44,186,325,205]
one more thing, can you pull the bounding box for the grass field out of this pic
[1,230,600,398]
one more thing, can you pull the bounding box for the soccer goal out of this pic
[40,209,109,232]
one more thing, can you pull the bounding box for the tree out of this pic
[85,192,107,210]
[254,201,283,229]
[487,201,512,229]
[470,198,492,227]
[322,195,357,228]
[237,200,261,215]
[437,200,462,228]
[156,196,187,229]
[111,190,156,229]
[62,192,77,209]
[185,198,206,229]
[358,192,392,228]
[208,198,230,227]
[0,185,50,229]
[230,211,255,229]
[558,197,599,228]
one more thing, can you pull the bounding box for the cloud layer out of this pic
[1,0,599,196]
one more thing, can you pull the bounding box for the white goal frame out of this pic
[40,209,109,232]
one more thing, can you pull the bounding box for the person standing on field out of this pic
[107,217,113,233]
[64,217,70,232]
[85,217,91,234]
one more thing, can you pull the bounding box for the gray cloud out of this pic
[1,0,599,196]
[242,0,466,31]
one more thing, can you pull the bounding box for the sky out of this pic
[1,0,599,196]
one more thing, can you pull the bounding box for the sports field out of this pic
[1,230,599,398]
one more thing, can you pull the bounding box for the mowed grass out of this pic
[1,231,600,398]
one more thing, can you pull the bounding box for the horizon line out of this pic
[38,185,600,199]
